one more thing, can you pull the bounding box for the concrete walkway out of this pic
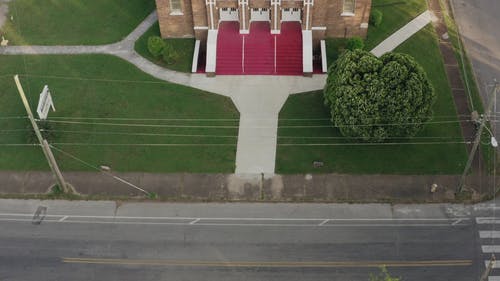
[371,10,434,57]
[0,9,438,176]
[0,11,326,176]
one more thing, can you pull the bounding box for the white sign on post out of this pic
[36,85,55,120]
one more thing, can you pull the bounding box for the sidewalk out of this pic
[0,11,326,175]
[0,171,494,203]
[371,10,434,57]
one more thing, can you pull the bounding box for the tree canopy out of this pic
[324,49,435,142]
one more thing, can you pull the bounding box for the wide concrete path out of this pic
[1,8,435,176]
[0,11,326,175]
[371,10,434,57]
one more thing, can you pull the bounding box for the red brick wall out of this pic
[155,0,371,39]
[156,0,195,38]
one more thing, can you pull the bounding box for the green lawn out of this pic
[0,0,156,45]
[325,38,348,67]
[365,0,428,50]
[276,24,468,174]
[0,55,238,172]
[134,22,195,73]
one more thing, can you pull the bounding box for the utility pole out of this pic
[13,75,69,193]
[457,80,498,194]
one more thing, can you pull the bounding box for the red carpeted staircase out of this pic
[216,22,243,74]
[276,22,303,75]
[215,21,303,75]
[244,22,274,75]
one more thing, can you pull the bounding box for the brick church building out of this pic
[154,0,372,76]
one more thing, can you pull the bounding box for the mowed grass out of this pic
[276,25,467,174]
[365,0,428,50]
[0,55,239,172]
[134,22,195,73]
[0,0,156,45]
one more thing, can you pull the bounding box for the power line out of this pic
[33,141,468,147]
[41,120,239,129]
[42,128,466,140]
[40,119,471,129]
[47,115,471,121]
[0,143,39,146]
[44,129,238,138]
[49,117,240,122]
[0,116,28,120]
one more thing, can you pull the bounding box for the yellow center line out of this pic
[62,257,473,268]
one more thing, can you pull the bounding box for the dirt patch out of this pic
[0,0,11,29]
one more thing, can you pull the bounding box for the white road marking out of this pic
[189,218,200,225]
[489,276,500,281]
[58,216,69,222]
[318,219,329,226]
[0,213,471,221]
[0,213,473,227]
[480,231,500,239]
[482,246,500,253]
[477,217,500,224]
[475,204,500,211]
[0,218,464,227]
[484,260,500,269]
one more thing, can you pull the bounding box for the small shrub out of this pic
[346,37,364,51]
[27,120,56,143]
[161,42,179,65]
[147,192,158,200]
[147,36,166,58]
[370,9,383,27]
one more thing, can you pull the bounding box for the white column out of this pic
[206,0,216,30]
[304,0,314,30]
[239,0,249,34]
[271,0,281,34]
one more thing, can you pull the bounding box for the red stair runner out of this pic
[215,21,303,75]
[244,22,274,75]
[216,22,243,74]
[276,22,303,75]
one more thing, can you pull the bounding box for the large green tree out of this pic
[324,49,435,142]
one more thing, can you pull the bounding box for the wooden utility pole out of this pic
[457,81,498,194]
[13,75,69,193]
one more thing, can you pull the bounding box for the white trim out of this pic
[194,26,209,30]
[311,26,327,31]
[341,12,355,17]
[192,40,201,73]
[205,30,218,73]
[271,29,280,34]
[242,36,245,73]
[320,40,327,73]
[169,11,184,16]
[302,30,313,73]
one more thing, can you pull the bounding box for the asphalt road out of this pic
[450,0,500,132]
[0,200,489,281]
